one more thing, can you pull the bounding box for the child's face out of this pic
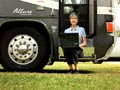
[70,16,78,26]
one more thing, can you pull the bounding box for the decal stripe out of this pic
[20,0,59,10]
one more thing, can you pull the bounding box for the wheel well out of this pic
[1,20,51,41]
[1,20,50,38]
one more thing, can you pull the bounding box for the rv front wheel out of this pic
[0,26,51,71]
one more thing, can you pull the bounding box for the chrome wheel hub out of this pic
[8,35,38,65]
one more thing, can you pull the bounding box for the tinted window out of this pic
[64,0,88,4]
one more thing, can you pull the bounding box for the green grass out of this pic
[59,47,94,56]
[0,62,120,90]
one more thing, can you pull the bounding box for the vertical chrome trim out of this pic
[89,0,95,35]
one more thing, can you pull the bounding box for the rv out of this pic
[0,0,118,71]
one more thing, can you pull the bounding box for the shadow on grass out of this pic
[41,69,94,74]
[0,69,6,72]
[0,69,94,74]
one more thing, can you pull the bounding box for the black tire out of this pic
[92,60,103,64]
[0,26,51,71]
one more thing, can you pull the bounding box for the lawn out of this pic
[0,62,120,90]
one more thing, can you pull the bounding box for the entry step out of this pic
[60,56,93,58]
[56,56,96,62]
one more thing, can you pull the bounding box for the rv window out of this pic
[64,0,88,4]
